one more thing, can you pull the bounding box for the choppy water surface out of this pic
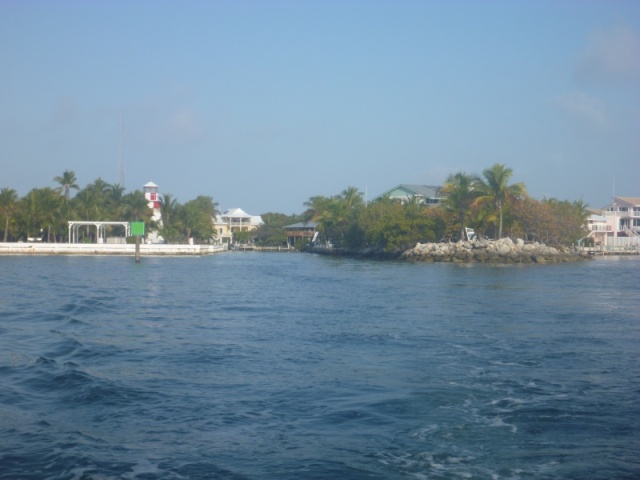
[0,253,638,479]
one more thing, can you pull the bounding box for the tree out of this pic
[54,170,79,200]
[474,163,527,239]
[37,187,64,242]
[441,172,480,240]
[182,196,219,242]
[159,193,179,226]
[253,213,301,246]
[19,189,47,241]
[157,193,182,243]
[122,191,152,222]
[303,188,364,247]
[106,183,126,218]
[302,195,335,244]
[345,201,440,252]
[0,188,19,242]
[232,229,251,244]
[339,186,364,212]
[72,188,101,220]
[512,197,589,246]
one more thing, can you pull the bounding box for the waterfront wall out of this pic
[0,243,227,256]
[402,237,591,263]
[310,238,593,263]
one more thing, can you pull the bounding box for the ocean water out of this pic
[0,252,638,480]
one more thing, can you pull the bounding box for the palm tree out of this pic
[441,172,480,240]
[474,163,527,239]
[72,189,101,220]
[339,186,364,212]
[157,193,181,243]
[37,187,63,242]
[54,170,79,200]
[310,196,341,244]
[122,190,151,222]
[107,183,126,218]
[0,187,19,242]
[87,177,110,197]
[19,189,46,241]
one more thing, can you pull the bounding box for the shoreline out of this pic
[310,238,596,264]
[0,242,227,256]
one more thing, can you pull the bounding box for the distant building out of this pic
[584,196,640,247]
[214,208,264,245]
[373,184,443,205]
[283,221,318,247]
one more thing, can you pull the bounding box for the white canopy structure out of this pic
[68,221,131,244]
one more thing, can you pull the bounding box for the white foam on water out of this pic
[487,416,518,433]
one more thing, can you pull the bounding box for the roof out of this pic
[615,197,640,206]
[284,221,318,230]
[214,208,264,226]
[601,196,640,209]
[143,180,158,188]
[223,208,252,218]
[374,184,443,200]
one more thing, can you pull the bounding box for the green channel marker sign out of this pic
[131,222,145,236]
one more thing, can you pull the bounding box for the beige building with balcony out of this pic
[214,208,263,245]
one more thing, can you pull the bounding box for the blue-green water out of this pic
[0,253,638,479]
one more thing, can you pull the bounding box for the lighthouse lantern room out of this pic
[143,181,160,209]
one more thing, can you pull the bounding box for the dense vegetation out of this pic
[0,170,219,244]
[279,163,589,252]
[1,164,589,249]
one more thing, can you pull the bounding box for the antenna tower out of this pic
[119,111,125,188]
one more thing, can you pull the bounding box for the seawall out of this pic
[0,243,227,256]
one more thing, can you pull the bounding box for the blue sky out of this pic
[1,0,638,215]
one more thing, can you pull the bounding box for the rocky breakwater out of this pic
[402,237,591,264]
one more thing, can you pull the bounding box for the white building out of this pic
[585,196,640,247]
[214,208,263,245]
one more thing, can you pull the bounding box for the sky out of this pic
[1,0,639,215]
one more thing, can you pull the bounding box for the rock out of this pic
[400,238,591,264]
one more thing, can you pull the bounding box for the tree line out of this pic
[1,164,589,248]
[251,163,589,251]
[0,170,219,243]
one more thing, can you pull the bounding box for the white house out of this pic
[214,208,264,245]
